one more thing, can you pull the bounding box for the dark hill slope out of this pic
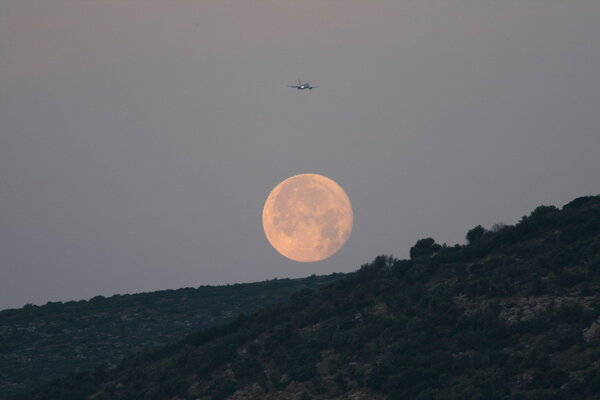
[0,274,343,398]
[18,195,600,400]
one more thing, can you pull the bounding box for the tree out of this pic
[410,238,441,259]
[466,225,486,244]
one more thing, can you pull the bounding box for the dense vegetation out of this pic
[13,195,600,400]
[0,274,343,398]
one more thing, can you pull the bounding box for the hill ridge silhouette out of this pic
[14,195,600,400]
[0,274,344,398]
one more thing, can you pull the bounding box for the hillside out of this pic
[0,274,343,398]
[16,195,600,400]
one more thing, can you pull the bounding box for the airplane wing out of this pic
[288,85,300,88]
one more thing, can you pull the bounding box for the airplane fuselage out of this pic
[288,80,317,90]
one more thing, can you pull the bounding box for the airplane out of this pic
[288,79,318,90]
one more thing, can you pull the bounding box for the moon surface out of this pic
[262,174,353,262]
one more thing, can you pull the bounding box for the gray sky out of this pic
[1,1,599,310]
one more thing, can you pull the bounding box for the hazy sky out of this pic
[1,1,599,310]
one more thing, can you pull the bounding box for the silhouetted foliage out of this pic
[410,238,442,259]
[466,225,487,244]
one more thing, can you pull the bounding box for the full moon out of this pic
[262,174,353,262]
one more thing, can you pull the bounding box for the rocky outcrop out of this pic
[454,295,598,326]
[583,318,600,344]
